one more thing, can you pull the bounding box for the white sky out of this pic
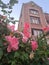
[1,0,49,30]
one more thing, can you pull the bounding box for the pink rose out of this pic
[24,22,30,30]
[5,36,19,52]
[10,36,19,51]
[7,45,11,52]
[23,29,31,38]
[42,26,49,32]
[5,36,12,42]
[23,22,31,38]
[22,36,28,43]
[31,41,38,51]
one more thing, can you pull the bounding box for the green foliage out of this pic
[0,0,18,23]
[9,0,18,6]
[0,20,49,65]
[0,11,49,65]
[0,0,18,9]
[0,48,3,59]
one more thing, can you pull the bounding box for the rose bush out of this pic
[0,17,49,65]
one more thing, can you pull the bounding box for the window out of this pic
[30,16,40,24]
[31,29,42,36]
[47,21,49,24]
[33,30,42,36]
[29,9,38,15]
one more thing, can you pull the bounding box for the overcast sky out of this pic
[1,0,49,30]
[14,0,49,20]
[1,0,49,20]
[12,0,49,20]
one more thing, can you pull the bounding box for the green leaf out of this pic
[1,9,7,14]
[20,52,29,61]
[2,3,8,8]
[8,10,12,13]
[0,0,3,4]
[14,52,20,58]
[9,5,12,9]
[11,61,16,65]
[0,40,3,47]
[9,0,18,6]
[0,48,3,59]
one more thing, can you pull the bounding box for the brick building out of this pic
[18,1,49,40]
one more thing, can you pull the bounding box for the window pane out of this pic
[30,9,38,15]
[30,16,40,24]
[34,30,38,36]
[31,29,42,36]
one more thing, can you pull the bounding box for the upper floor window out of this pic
[30,16,40,24]
[29,9,38,15]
